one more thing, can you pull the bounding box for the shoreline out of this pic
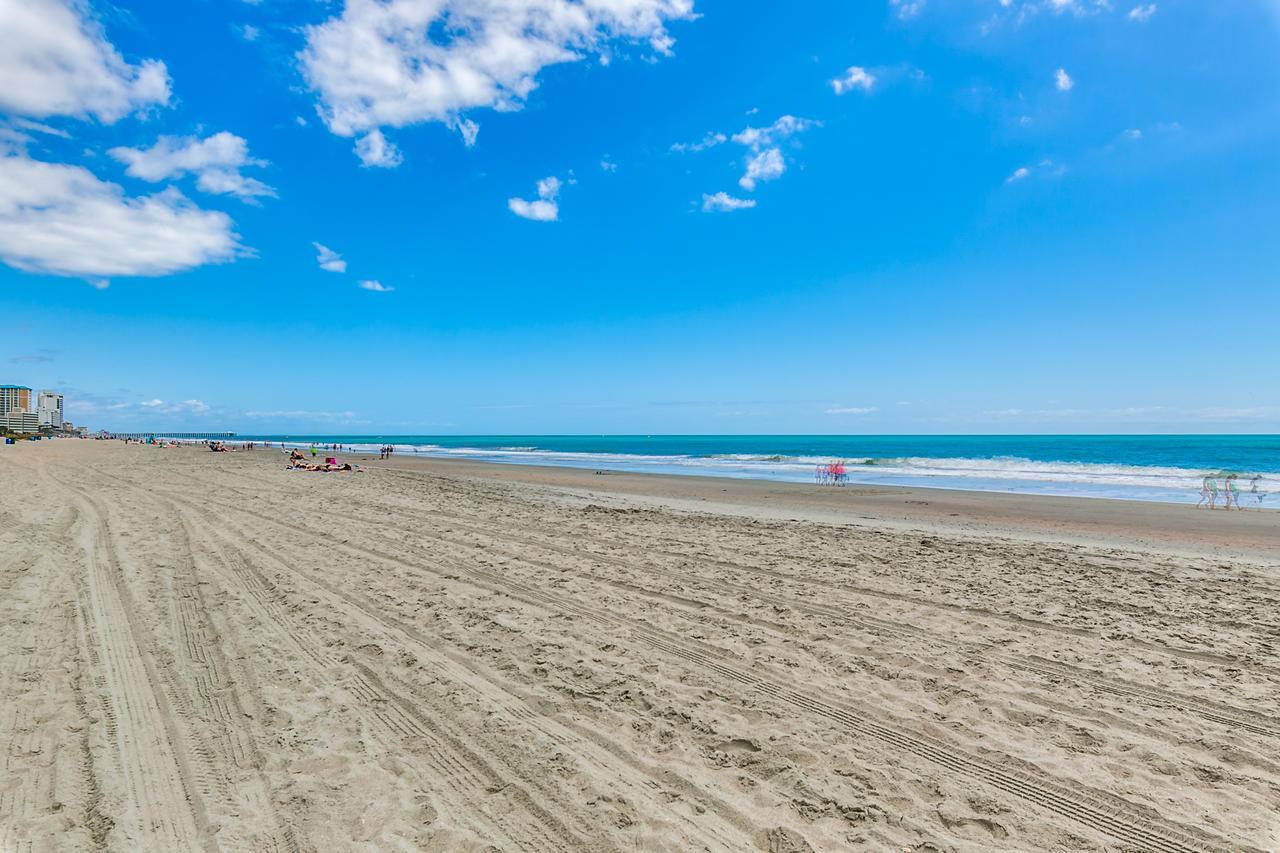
[179,434,1280,508]
[329,450,1279,564]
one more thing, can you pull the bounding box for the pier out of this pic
[110,431,237,441]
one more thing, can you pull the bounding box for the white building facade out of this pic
[37,391,63,429]
[1,411,38,433]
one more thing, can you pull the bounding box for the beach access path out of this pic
[1,440,1277,851]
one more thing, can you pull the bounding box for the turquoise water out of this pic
[228,434,1279,505]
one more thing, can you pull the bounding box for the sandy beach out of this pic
[2,439,1277,852]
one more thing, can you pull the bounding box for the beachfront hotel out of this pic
[0,385,36,434]
[37,391,64,429]
[1,385,69,435]
[0,384,31,415]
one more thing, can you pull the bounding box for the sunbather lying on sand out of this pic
[286,461,357,472]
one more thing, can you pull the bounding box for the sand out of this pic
[1,440,1277,852]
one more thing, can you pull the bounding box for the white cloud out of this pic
[0,152,240,280]
[508,175,561,221]
[825,406,879,415]
[1122,127,1142,140]
[730,115,817,150]
[1127,3,1156,21]
[0,0,171,123]
[300,0,695,163]
[140,398,209,414]
[357,279,394,292]
[670,131,726,153]
[730,115,818,192]
[600,158,618,172]
[831,66,876,95]
[739,148,785,191]
[701,191,756,212]
[1055,67,1074,91]
[452,117,480,147]
[889,0,925,19]
[353,128,402,168]
[239,24,260,42]
[0,119,75,149]
[1005,159,1065,185]
[992,0,1116,24]
[537,177,561,197]
[108,132,276,200]
[313,242,347,273]
[677,114,822,200]
[0,127,32,148]
[101,397,213,417]
[10,119,71,139]
[1044,0,1112,13]
[508,198,558,221]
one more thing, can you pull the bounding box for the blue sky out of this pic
[2,0,1278,434]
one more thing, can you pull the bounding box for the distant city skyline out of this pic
[0,383,69,434]
[2,1,1278,434]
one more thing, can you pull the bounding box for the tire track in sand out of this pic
[159,509,312,853]
[48,475,216,852]
[213,487,1280,745]
[168,495,760,853]
[176,507,591,853]
[450,519,1280,742]
[178,491,1246,853]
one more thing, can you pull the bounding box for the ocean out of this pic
[224,434,1280,506]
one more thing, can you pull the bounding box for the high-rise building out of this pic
[37,391,64,429]
[0,385,32,415]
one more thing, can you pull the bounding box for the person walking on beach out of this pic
[1198,475,1218,509]
[1225,474,1242,510]
[1250,475,1266,509]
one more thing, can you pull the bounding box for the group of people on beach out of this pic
[1198,474,1266,509]
[285,448,357,472]
[379,445,395,459]
[814,460,848,486]
[206,441,257,452]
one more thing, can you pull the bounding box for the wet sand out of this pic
[2,439,1277,851]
